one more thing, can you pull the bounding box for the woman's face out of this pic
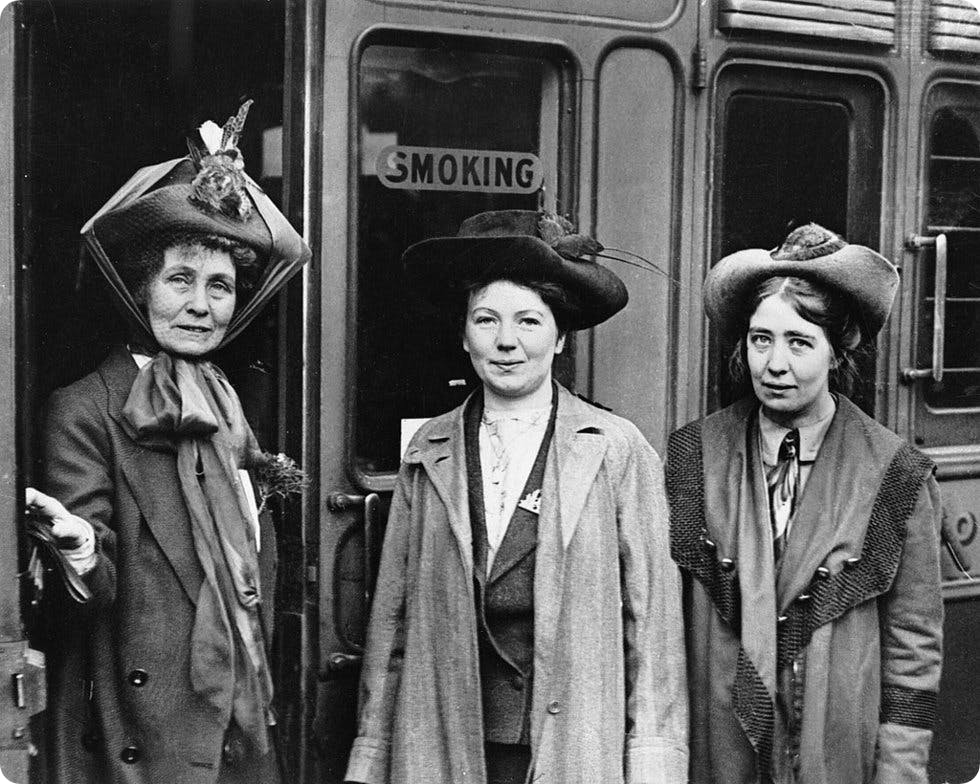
[145,244,236,356]
[463,280,565,405]
[746,293,835,426]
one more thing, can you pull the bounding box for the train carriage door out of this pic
[902,78,980,782]
[314,29,576,782]
[708,64,886,413]
[0,4,44,782]
[13,2,313,781]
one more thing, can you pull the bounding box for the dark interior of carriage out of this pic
[16,1,311,779]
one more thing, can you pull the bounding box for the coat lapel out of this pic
[774,397,898,612]
[412,402,475,586]
[101,346,203,603]
[487,504,537,585]
[553,390,608,550]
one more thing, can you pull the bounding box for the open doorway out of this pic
[16,2,310,780]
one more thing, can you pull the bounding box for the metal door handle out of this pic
[902,233,947,383]
[327,491,381,654]
[319,651,363,679]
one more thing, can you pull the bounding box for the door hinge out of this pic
[692,43,707,92]
[0,642,45,750]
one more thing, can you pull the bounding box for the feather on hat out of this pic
[80,101,311,347]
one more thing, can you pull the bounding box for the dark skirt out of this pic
[485,743,531,784]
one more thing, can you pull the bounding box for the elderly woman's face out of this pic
[463,280,565,404]
[747,293,835,426]
[145,243,236,356]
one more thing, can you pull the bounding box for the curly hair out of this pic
[728,275,869,397]
[118,230,262,306]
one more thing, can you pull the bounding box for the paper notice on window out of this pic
[400,418,431,460]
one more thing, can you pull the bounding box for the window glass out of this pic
[922,104,980,410]
[710,67,884,412]
[355,42,568,475]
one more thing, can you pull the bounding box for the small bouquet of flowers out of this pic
[250,450,308,515]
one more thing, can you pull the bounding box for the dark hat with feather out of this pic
[81,100,311,346]
[402,209,630,330]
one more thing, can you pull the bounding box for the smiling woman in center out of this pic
[345,209,689,784]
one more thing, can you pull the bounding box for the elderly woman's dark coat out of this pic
[665,396,943,784]
[39,346,277,784]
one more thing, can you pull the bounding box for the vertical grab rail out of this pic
[902,233,947,383]
[322,492,381,676]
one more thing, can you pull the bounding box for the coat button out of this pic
[547,700,561,714]
[844,556,861,569]
[120,745,141,764]
[797,592,811,602]
[128,669,149,687]
[719,557,736,573]
[510,675,524,691]
[815,566,830,580]
[777,615,788,625]
[702,536,716,552]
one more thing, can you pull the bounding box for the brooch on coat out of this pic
[518,489,541,515]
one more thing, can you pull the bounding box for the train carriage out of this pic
[0,0,978,781]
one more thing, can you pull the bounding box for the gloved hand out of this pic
[25,488,97,575]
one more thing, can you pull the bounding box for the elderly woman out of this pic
[665,224,943,784]
[26,103,309,784]
[344,210,689,784]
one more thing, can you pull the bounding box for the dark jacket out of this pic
[39,346,277,784]
[666,396,943,784]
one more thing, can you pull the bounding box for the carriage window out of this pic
[354,39,572,477]
[921,99,980,409]
[710,65,884,411]
[906,82,980,456]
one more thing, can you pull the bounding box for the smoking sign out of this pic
[376,146,544,193]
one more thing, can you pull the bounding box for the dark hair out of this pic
[457,276,576,338]
[728,275,868,396]
[119,230,262,306]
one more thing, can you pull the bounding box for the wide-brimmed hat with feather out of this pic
[402,209,631,330]
[80,100,311,347]
[704,223,899,341]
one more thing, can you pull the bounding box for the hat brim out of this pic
[703,243,899,341]
[90,178,273,261]
[402,235,628,330]
[81,157,311,348]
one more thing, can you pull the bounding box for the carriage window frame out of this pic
[707,61,886,415]
[909,80,980,465]
[347,29,579,491]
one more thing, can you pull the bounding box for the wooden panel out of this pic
[718,0,896,44]
[0,1,21,644]
[366,0,681,28]
[931,0,980,52]
[593,47,677,452]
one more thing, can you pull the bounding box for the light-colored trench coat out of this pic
[345,384,688,784]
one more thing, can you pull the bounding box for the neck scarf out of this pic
[122,352,273,755]
[766,429,799,562]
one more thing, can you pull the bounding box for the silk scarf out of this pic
[122,352,273,755]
